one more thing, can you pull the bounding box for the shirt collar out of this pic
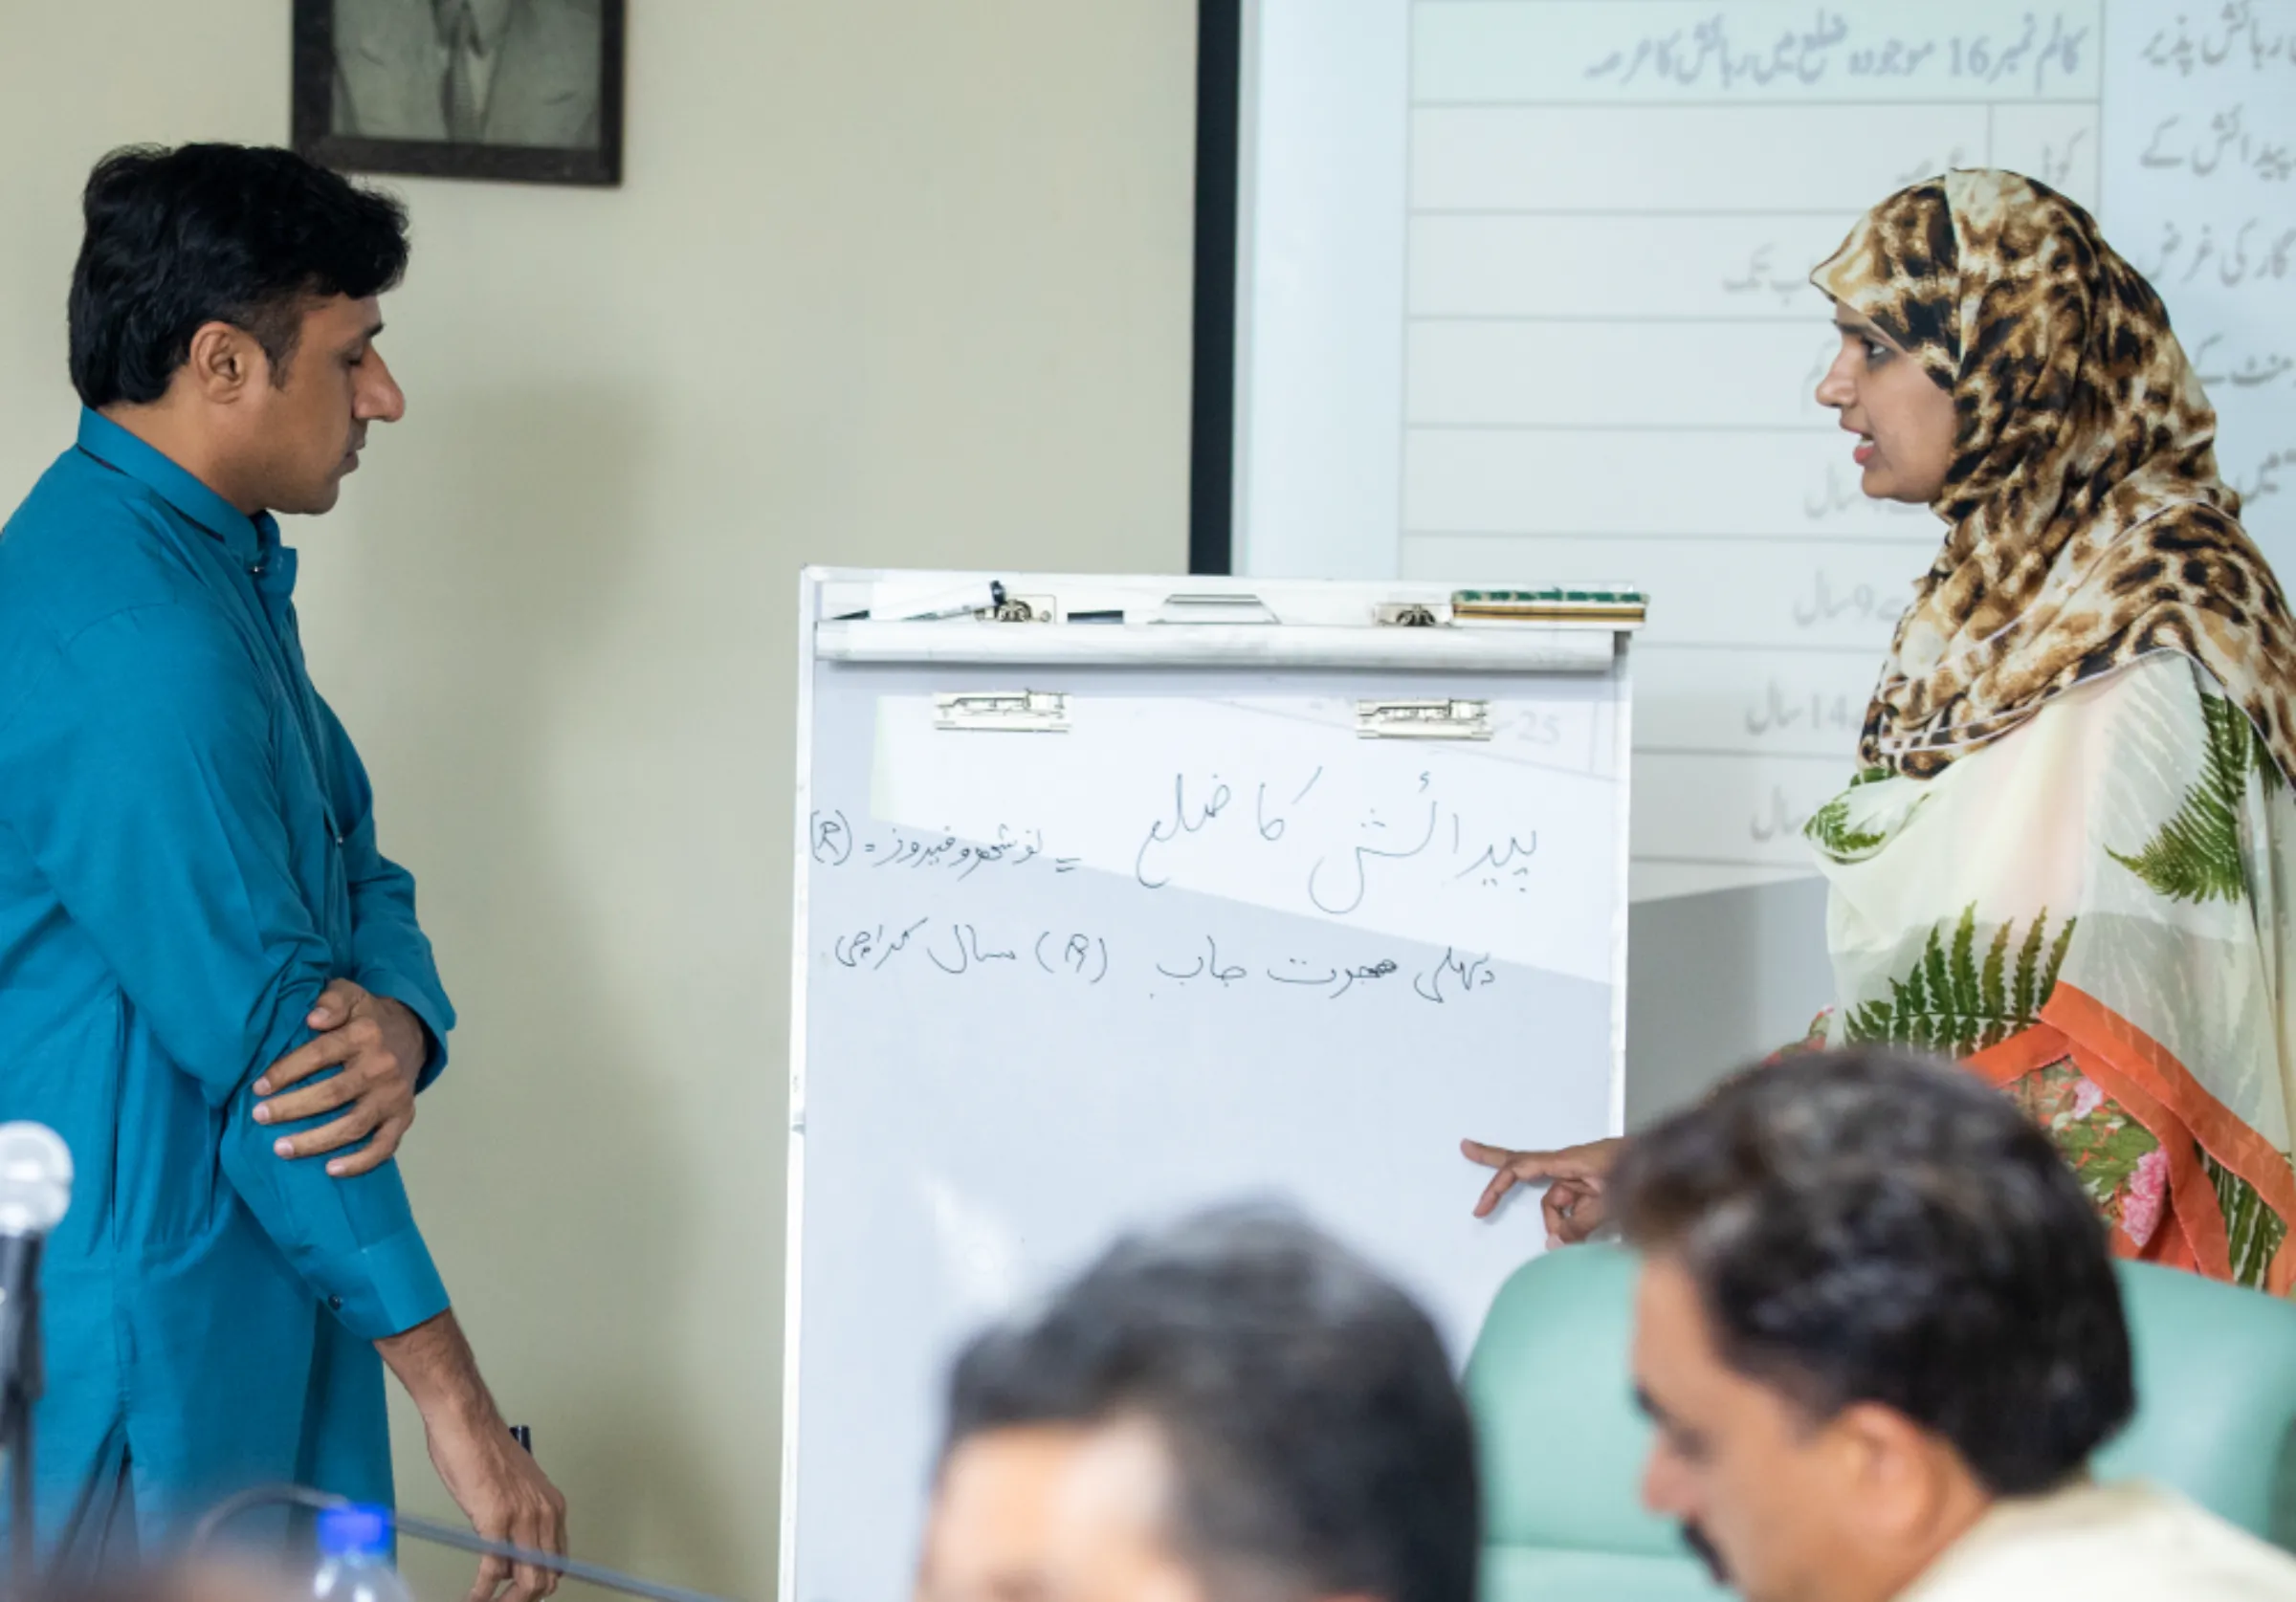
[76,407,280,566]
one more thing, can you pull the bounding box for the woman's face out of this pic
[1813,309,1958,504]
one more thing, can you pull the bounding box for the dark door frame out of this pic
[1187,0,1245,575]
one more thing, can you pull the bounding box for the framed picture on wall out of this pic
[292,0,626,187]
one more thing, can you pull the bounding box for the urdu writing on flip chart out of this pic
[857,692,1623,984]
[1380,0,2296,901]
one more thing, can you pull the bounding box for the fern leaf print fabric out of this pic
[1807,660,2296,1293]
[1799,170,2296,1295]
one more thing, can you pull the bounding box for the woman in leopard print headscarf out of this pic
[1468,170,2296,1294]
[1816,170,2296,779]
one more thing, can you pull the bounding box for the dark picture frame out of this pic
[292,0,626,187]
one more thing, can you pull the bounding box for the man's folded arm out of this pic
[0,603,448,1337]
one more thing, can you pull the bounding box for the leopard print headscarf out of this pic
[1809,168,2296,781]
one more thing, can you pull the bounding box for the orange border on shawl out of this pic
[1968,1022,2217,1276]
[1968,985,2296,1295]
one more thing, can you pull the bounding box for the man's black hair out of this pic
[941,1205,1480,1602]
[1615,1048,2135,1496]
[69,143,409,408]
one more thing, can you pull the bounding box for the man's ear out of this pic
[179,319,265,403]
[1826,1400,1966,1544]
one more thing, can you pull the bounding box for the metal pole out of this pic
[188,1485,744,1602]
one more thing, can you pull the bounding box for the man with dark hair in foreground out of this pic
[1613,1048,2296,1602]
[916,1206,1479,1602]
[0,143,562,1590]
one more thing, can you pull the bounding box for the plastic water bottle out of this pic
[311,1505,413,1602]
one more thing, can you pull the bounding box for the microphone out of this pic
[0,1122,72,1236]
[0,1121,70,1587]
[0,1122,70,1405]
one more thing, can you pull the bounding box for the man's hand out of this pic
[425,1403,568,1602]
[253,978,427,1176]
[380,1312,568,1602]
[1461,1135,1627,1245]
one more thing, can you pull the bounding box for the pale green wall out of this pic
[0,4,1196,1591]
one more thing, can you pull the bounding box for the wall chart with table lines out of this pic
[1236,0,2296,903]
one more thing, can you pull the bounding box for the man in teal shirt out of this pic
[0,143,564,1592]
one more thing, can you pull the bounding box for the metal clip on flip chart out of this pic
[1152,592,1278,625]
[1376,602,1444,627]
[1355,698,1492,740]
[934,691,1071,733]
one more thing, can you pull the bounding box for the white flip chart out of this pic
[781,570,1639,1602]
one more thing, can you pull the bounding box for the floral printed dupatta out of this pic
[1807,653,2296,1293]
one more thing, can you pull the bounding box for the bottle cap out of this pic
[317,1505,392,1558]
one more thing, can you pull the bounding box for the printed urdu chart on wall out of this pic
[1235,1,2296,903]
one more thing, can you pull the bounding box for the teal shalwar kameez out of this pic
[0,411,456,1560]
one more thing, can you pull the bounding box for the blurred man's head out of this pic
[1613,1050,2134,1602]
[916,1206,1479,1602]
[71,143,411,516]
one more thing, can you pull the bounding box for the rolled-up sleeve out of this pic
[0,604,449,1339]
[315,694,456,1088]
